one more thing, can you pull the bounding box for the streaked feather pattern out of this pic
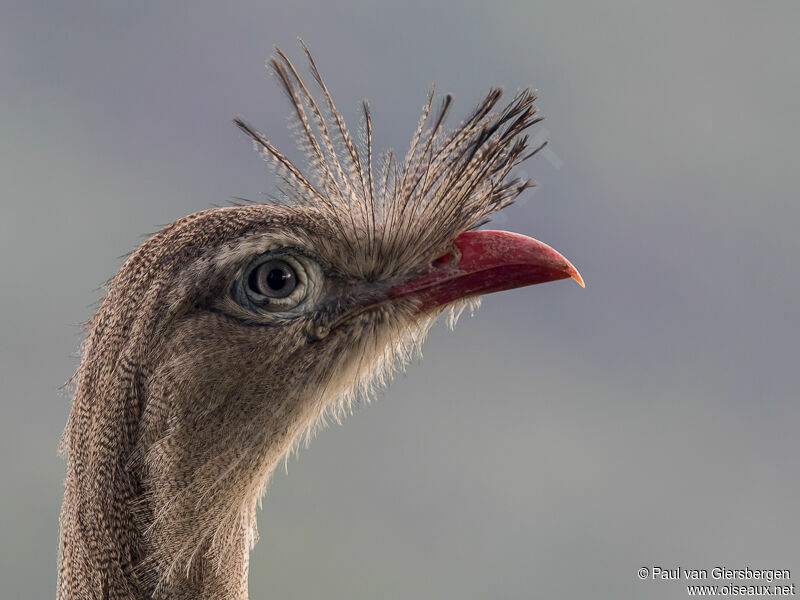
[235,41,544,280]
[58,42,546,600]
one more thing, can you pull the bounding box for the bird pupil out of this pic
[246,259,298,300]
[266,268,288,290]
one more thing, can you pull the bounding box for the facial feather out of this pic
[58,42,550,600]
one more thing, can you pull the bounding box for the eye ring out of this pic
[248,259,297,298]
[237,252,319,314]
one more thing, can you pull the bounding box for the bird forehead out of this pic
[176,211,428,283]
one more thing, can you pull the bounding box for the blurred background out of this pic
[2,1,798,598]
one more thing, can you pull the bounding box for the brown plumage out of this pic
[58,43,582,599]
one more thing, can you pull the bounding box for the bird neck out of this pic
[58,253,358,598]
[58,373,257,600]
[57,347,266,600]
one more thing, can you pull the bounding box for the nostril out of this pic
[432,252,452,268]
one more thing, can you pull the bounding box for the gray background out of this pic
[2,1,798,598]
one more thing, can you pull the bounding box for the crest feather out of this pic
[234,41,545,279]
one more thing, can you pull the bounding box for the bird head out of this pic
[58,44,582,598]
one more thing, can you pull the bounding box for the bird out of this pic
[57,42,583,600]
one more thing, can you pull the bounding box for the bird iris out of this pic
[248,260,297,298]
[236,252,321,315]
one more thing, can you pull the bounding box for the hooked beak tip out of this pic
[570,267,585,288]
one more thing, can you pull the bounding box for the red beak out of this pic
[388,230,584,312]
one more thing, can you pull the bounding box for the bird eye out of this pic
[237,252,320,314]
[248,260,297,298]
